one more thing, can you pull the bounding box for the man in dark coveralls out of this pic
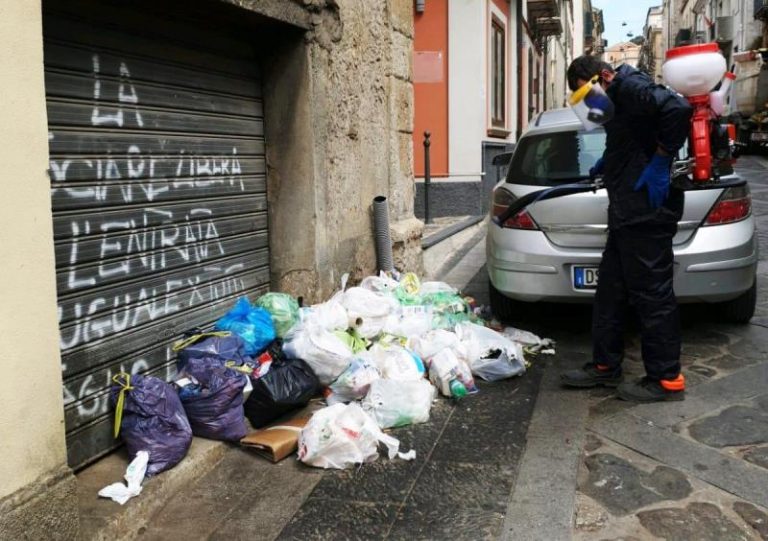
[560,55,693,402]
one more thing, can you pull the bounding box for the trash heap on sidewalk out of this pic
[101,272,553,503]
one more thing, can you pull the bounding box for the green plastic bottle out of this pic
[449,379,468,398]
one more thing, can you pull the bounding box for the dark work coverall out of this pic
[593,65,693,381]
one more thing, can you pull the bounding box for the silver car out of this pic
[487,108,758,323]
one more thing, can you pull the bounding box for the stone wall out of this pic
[265,0,422,301]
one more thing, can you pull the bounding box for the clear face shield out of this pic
[568,75,615,131]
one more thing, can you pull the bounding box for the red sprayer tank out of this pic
[663,43,736,182]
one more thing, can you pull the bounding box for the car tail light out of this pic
[492,188,539,230]
[704,185,751,226]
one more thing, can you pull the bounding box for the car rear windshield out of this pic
[506,129,606,186]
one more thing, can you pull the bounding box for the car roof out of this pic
[528,108,581,132]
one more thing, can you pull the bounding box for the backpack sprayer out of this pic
[494,43,744,226]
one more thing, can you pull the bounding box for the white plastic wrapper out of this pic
[98,450,149,505]
[362,378,435,429]
[407,329,459,362]
[370,343,425,380]
[283,323,354,385]
[501,326,555,351]
[298,403,414,469]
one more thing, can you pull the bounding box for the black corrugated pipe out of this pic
[373,196,395,273]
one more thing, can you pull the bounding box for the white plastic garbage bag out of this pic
[382,305,433,339]
[98,450,149,505]
[283,323,354,385]
[470,351,523,382]
[428,348,476,397]
[360,273,400,295]
[341,287,399,339]
[370,343,425,380]
[300,293,349,332]
[298,403,414,469]
[455,322,526,380]
[419,281,457,295]
[408,329,459,362]
[329,356,381,402]
[362,378,435,428]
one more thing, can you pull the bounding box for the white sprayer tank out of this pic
[663,43,726,97]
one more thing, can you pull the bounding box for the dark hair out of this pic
[567,55,613,91]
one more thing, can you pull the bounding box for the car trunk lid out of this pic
[514,184,725,249]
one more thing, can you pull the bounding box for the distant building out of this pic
[604,41,642,68]
[639,5,664,81]
[412,0,582,220]
[583,1,606,56]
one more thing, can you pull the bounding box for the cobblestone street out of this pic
[568,155,768,540]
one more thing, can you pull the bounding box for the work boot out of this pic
[560,362,623,388]
[617,375,685,403]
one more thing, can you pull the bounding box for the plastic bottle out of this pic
[449,379,468,398]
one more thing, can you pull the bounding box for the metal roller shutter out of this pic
[43,1,270,469]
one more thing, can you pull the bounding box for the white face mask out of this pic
[568,75,615,131]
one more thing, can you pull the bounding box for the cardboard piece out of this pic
[240,417,309,462]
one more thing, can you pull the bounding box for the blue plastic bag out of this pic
[214,297,276,356]
[111,373,192,477]
[176,357,248,441]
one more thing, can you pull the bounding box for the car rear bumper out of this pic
[487,217,758,304]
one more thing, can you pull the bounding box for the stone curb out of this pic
[77,437,229,541]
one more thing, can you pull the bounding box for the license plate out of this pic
[574,266,599,289]
[751,132,768,142]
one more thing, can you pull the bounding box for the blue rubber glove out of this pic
[633,154,673,209]
[589,157,605,179]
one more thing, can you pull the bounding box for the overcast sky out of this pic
[592,0,663,47]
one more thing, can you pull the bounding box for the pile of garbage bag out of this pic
[107,270,554,492]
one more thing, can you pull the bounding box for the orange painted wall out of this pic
[413,0,448,177]
[492,0,510,18]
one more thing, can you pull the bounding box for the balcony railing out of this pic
[537,17,563,37]
[527,0,559,21]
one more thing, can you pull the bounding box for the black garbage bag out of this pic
[173,330,252,370]
[244,358,320,428]
[111,373,192,477]
[177,357,248,441]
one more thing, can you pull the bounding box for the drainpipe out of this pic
[517,0,524,139]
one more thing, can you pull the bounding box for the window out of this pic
[491,18,506,128]
[507,130,607,186]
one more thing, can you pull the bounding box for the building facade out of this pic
[640,5,665,81]
[583,2,606,56]
[413,0,584,220]
[661,0,766,116]
[0,0,421,537]
[604,41,642,68]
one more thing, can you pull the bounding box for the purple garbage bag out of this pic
[174,330,252,370]
[177,357,247,441]
[111,373,192,477]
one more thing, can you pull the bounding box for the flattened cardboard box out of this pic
[240,417,309,462]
